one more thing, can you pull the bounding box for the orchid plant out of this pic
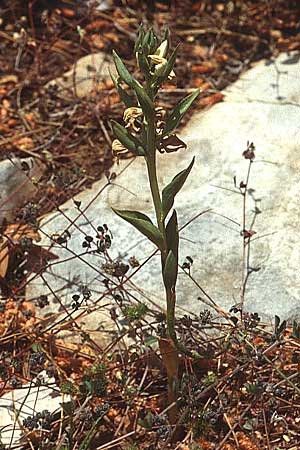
[110,27,200,416]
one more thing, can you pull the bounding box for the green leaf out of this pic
[166,210,179,258]
[278,320,287,335]
[61,400,76,415]
[112,208,164,251]
[162,157,195,219]
[31,343,42,353]
[138,411,154,429]
[144,335,158,347]
[164,210,179,288]
[163,250,177,289]
[142,29,152,54]
[133,80,155,121]
[275,315,280,332]
[111,120,145,156]
[166,210,178,256]
[78,416,102,450]
[149,29,158,54]
[292,321,300,339]
[134,24,145,53]
[137,51,151,77]
[163,27,170,42]
[112,50,134,87]
[164,89,201,134]
[109,70,134,107]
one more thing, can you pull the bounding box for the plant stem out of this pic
[166,288,176,341]
[145,116,179,423]
[146,156,164,238]
[145,119,167,258]
[240,159,253,311]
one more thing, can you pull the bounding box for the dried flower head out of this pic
[158,134,187,153]
[155,106,166,134]
[123,107,143,132]
[112,139,129,162]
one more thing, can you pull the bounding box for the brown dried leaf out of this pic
[236,432,260,450]
[4,224,41,243]
[221,445,235,450]
[86,19,109,31]
[242,229,257,238]
[90,34,105,50]
[158,134,187,153]
[189,44,209,59]
[192,63,217,74]
[0,75,18,85]
[25,245,58,273]
[199,92,224,107]
[0,225,42,279]
[14,137,34,151]
[103,32,119,44]
[51,39,75,52]
[192,78,212,90]
[159,338,179,378]
[194,439,213,449]
[57,7,76,18]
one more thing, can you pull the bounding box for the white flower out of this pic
[148,40,175,80]
[154,40,168,59]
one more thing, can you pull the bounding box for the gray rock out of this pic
[47,52,116,98]
[0,157,44,224]
[88,0,113,10]
[0,372,70,446]
[27,53,300,340]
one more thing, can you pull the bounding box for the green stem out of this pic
[145,119,167,257]
[145,120,199,360]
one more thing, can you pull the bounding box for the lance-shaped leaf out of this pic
[112,50,134,87]
[164,210,179,288]
[162,157,195,219]
[164,89,201,135]
[149,30,158,54]
[137,51,151,78]
[166,210,179,258]
[163,250,177,289]
[142,29,152,54]
[132,80,155,121]
[292,320,300,340]
[111,120,145,156]
[134,24,145,53]
[112,208,164,251]
[110,70,134,108]
[163,27,170,43]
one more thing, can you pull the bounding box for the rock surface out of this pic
[88,0,113,10]
[0,157,44,224]
[27,53,300,337]
[0,372,70,446]
[47,52,116,98]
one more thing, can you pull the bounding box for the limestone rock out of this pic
[47,52,116,98]
[0,372,70,446]
[0,157,44,224]
[88,0,113,10]
[27,53,300,341]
